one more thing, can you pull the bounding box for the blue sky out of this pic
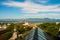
[0,0,60,19]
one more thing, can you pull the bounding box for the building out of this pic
[22,19,35,27]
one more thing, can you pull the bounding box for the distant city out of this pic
[0,18,60,23]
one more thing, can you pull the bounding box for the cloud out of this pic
[2,0,60,13]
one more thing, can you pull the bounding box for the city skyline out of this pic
[0,0,60,19]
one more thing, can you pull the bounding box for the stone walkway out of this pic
[33,27,38,40]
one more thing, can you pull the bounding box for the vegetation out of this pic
[38,22,60,36]
[0,23,14,40]
[4,32,13,40]
[17,23,32,34]
[5,23,15,40]
[1,22,60,40]
[0,22,32,40]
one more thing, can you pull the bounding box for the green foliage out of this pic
[0,23,32,40]
[38,22,59,36]
[24,26,32,31]
[4,23,14,40]
[6,23,14,32]
[5,31,13,40]
[17,23,32,34]
[17,23,25,34]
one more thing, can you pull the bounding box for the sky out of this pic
[0,0,60,19]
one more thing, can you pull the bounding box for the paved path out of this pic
[33,27,38,40]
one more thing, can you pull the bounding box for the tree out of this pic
[38,22,59,36]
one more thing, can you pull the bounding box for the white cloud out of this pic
[2,0,60,13]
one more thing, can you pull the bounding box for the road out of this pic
[33,27,38,40]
